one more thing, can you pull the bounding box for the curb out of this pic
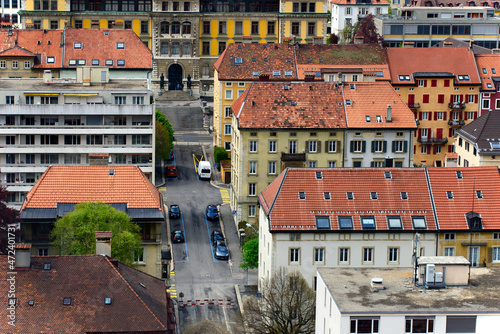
[234,285,244,315]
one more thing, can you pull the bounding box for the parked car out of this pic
[214,239,229,260]
[205,205,219,220]
[171,230,184,243]
[169,204,181,219]
[211,230,224,245]
[166,165,177,178]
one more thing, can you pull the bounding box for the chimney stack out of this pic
[338,72,343,85]
[95,231,112,257]
[386,105,392,122]
[15,244,32,269]
[443,41,453,48]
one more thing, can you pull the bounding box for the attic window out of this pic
[104,297,112,305]
[492,68,497,74]
[349,84,355,89]
[237,44,242,49]
[412,216,427,229]
[78,59,86,65]
[401,192,408,200]
[339,216,353,229]
[346,192,354,200]
[104,31,109,35]
[91,59,100,65]
[298,192,306,200]
[73,42,82,49]
[376,115,382,123]
[324,192,331,200]
[447,191,454,199]
[458,75,464,80]
[47,57,55,64]
[464,75,470,80]
[361,216,376,230]
[384,171,392,179]
[456,171,463,179]
[43,263,51,270]
[345,100,351,105]
[235,57,243,64]
[284,70,293,76]
[491,142,500,149]
[116,42,125,49]
[28,300,34,306]
[68,59,77,66]
[482,68,487,74]
[387,216,402,229]
[37,41,41,45]
[252,71,259,76]
[315,172,323,179]
[105,59,113,66]
[365,115,371,122]
[272,70,281,76]
[476,190,483,198]
[283,85,290,90]
[398,75,410,81]
[117,59,125,66]
[370,192,378,200]
[316,216,330,230]
[109,169,115,175]
[264,58,268,62]
[63,298,71,306]
[487,83,493,89]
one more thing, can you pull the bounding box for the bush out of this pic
[214,146,229,166]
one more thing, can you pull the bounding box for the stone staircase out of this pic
[155,90,197,102]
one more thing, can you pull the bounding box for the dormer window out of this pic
[467,211,482,230]
[339,216,353,229]
[116,42,125,49]
[361,216,376,230]
[299,192,306,200]
[316,216,331,230]
[73,42,82,49]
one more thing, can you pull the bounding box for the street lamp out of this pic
[246,223,258,234]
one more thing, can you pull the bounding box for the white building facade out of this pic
[330,0,389,36]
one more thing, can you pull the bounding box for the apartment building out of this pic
[0,78,154,209]
[330,0,389,36]
[387,47,481,167]
[475,54,500,116]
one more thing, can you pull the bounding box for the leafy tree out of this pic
[242,268,316,334]
[213,146,229,165]
[156,120,174,161]
[327,33,339,44]
[156,110,174,143]
[50,201,142,265]
[353,14,384,44]
[240,238,258,270]
[0,186,20,255]
[340,24,355,44]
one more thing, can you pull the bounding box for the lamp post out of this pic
[246,223,257,234]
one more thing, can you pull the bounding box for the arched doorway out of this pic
[168,64,183,90]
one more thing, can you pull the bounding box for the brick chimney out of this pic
[95,231,112,257]
[386,105,392,122]
[14,244,31,269]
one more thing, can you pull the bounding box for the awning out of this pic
[461,242,487,246]
[63,93,99,97]
[88,153,109,157]
[24,93,59,96]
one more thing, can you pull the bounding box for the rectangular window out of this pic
[6,136,15,145]
[140,21,148,34]
[0,60,5,68]
[26,135,35,145]
[184,1,190,10]
[219,21,227,34]
[203,21,210,34]
[291,22,299,35]
[339,248,349,263]
[132,135,150,145]
[248,205,256,217]
[86,135,103,145]
[269,140,277,153]
[251,21,259,34]
[64,135,80,145]
[444,247,454,256]
[290,248,300,263]
[493,247,500,262]
[328,140,337,153]
[363,248,373,263]
[249,140,257,153]
[352,140,363,152]
[268,161,276,174]
[267,21,275,35]
[224,89,233,100]
[41,135,58,145]
[406,318,434,333]
[389,247,399,263]
[309,140,317,153]
[314,248,325,263]
[351,318,379,333]
[249,161,257,174]
[6,96,14,104]
[483,99,490,109]
[307,22,315,35]
[248,183,256,196]
[132,96,144,105]
[115,96,126,104]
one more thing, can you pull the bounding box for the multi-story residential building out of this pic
[455,111,500,167]
[377,6,500,49]
[330,0,390,36]
[257,167,439,289]
[213,43,298,150]
[316,266,500,334]
[18,0,330,96]
[0,78,154,209]
[427,166,500,267]
[0,0,22,27]
[387,47,480,167]
[475,54,500,116]
[410,0,500,8]
[231,82,346,224]
[1,246,175,333]
[19,165,166,278]
[342,82,416,167]
[257,166,500,290]
[0,28,152,79]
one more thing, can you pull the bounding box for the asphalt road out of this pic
[163,144,244,333]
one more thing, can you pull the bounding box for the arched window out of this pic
[182,22,191,34]
[160,41,169,55]
[160,21,169,34]
[202,63,210,77]
[172,21,180,34]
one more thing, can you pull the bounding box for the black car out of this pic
[172,230,184,243]
[214,239,229,260]
[211,230,224,245]
[169,205,181,219]
[205,205,219,220]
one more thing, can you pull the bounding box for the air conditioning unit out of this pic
[425,264,435,284]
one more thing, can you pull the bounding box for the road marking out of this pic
[159,187,166,192]
[175,212,189,263]
[163,196,168,201]
[167,271,177,298]
[220,189,230,203]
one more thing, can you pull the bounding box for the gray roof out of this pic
[457,111,500,155]
[318,267,500,314]
[433,38,492,55]
[418,256,470,265]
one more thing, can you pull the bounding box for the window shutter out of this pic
[474,112,477,120]
[414,145,416,154]
[317,141,321,153]
[424,80,427,87]
[392,140,396,153]
[448,145,453,153]
[450,111,453,120]
[433,145,437,154]
[404,141,408,153]
[475,94,478,103]
[371,141,375,153]
[460,94,463,102]
[464,112,468,120]
[450,95,454,104]
[418,129,422,138]
[325,141,329,153]
[488,247,493,263]
[370,161,374,167]
[419,112,423,120]
[337,141,341,153]
[362,141,366,153]
[305,141,309,153]
[350,141,354,153]
[433,112,437,121]
[449,128,453,137]
[443,112,447,120]
[465,94,469,103]
[383,141,387,153]
[459,112,462,121]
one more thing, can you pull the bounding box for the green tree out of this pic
[50,202,142,265]
[240,238,258,270]
[213,146,229,165]
[155,111,174,161]
[156,110,174,142]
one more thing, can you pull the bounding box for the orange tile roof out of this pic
[233,82,347,129]
[474,54,500,91]
[21,165,162,211]
[0,45,36,57]
[427,166,500,230]
[343,82,417,129]
[259,168,437,232]
[387,47,481,85]
[64,29,152,69]
[0,255,171,333]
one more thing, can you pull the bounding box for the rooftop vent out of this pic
[370,277,385,291]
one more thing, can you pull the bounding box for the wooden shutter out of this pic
[475,94,478,103]
[404,141,408,153]
[371,141,376,153]
[362,141,366,153]
[325,141,329,153]
[350,141,354,153]
[337,141,341,153]
[443,112,447,120]
[305,141,309,153]
[474,112,477,120]
[419,112,423,120]
[488,247,493,263]
[418,129,422,138]
[392,141,396,153]
[317,141,321,153]
[383,141,387,153]
[450,95,454,103]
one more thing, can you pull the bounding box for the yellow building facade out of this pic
[438,232,500,267]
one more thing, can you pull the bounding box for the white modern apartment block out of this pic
[330,0,389,36]
[316,266,500,334]
[0,78,155,209]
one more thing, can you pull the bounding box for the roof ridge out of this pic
[21,165,52,210]
[103,256,166,329]
[268,168,289,216]
[137,166,163,212]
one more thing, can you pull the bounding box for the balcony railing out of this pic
[281,152,306,162]
[417,137,449,144]
[449,103,466,109]
[448,120,466,127]
[407,103,421,109]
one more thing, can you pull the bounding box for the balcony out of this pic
[449,103,466,109]
[281,152,306,162]
[448,120,466,127]
[407,103,420,109]
[417,137,449,144]
[141,233,161,243]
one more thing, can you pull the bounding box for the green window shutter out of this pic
[305,141,309,153]
[325,141,329,153]
[317,140,321,153]
[392,140,396,153]
[404,141,408,153]
[383,141,387,153]
[362,141,366,153]
[337,141,341,153]
[371,141,375,153]
[370,161,374,167]
[488,247,493,263]
[350,141,354,153]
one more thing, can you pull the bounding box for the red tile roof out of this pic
[259,168,437,232]
[474,54,500,90]
[0,255,172,333]
[0,45,36,57]
[427,166,500,230]
[64,29,152,69]
[343,82,417,129]
[233,82,347,129]
[21,165,162,211]
[387,47,481,85]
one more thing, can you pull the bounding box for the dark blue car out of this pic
[205,205,219,220]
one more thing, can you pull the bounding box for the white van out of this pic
[198,161,211,180]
